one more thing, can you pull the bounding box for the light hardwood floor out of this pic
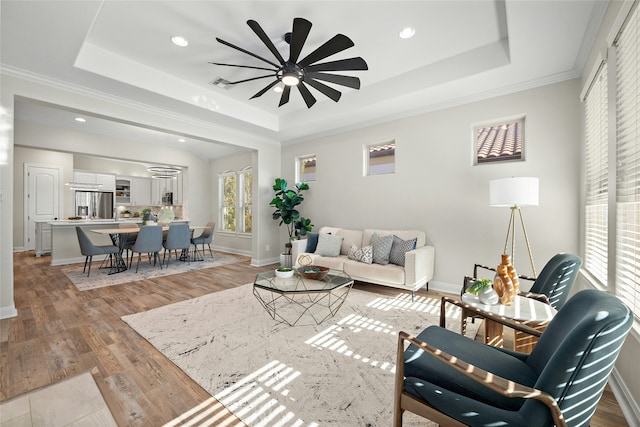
[1,251,629,426]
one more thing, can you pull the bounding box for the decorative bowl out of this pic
[297,265,330,280]
[275,268,294,278]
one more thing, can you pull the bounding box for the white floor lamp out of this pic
[490,177,539,278]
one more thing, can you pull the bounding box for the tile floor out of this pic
[0,371,117,427]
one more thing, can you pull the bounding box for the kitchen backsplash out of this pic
[119,205,184,220]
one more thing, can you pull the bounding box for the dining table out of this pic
[91,224,206,273]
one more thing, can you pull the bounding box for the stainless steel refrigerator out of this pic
[75,191,114,219]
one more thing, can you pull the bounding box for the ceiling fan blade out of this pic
[298,34,354,67]
[216,37,281,69]
[306,57,368,72]
[289,17,312,63]
[297,82,317,108]
[279,86,291,107]
[209,62,278,72]
[227,74,276,85]
[306,72,361,89]
[303,77,342,102]
[247,19,285,65]
[250,79,280,99]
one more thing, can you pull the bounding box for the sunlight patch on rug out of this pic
[123,284,476,426]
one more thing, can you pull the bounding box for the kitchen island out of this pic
[41,219,188,266]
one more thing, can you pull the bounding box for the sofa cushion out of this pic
[389,235,417,266]
[348,243,373,264]
[336,229,364,256]
[370,233,394,265]
[310,254,347,270]
[306,233,320,253]
[344,260,405,285]
[315,233,344,257]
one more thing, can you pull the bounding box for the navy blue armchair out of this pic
[395,289,632,427]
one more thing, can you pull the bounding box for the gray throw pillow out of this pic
[348,243,373,264]
[389,235,417,266]
[370,233,393,265]
[315,233,344,257]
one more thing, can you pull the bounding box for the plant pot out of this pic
[275,268,294,278]
[280,254,292,268]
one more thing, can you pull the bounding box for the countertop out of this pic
[37,218,187,226]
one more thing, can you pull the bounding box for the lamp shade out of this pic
[490,177,539,207]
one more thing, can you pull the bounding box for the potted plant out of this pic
[466,278,498,305]
[294,217,314,238]
[275,266,294,278]
[270,178,312,264]
[141,208,154,225]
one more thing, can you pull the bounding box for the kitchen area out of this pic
[33,165,187,265]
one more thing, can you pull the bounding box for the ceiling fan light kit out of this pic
[211,17,368,108]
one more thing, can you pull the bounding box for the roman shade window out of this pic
[583,63,609,287]
[614,3,640,316]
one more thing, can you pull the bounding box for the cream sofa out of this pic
[291,226,435,296]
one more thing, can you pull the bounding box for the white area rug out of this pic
[122,284,478,426]
[64,252,248,291]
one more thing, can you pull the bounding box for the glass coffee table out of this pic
[253,269,354,326]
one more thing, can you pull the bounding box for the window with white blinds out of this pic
[615,3,640,317]
[584,64,609,286]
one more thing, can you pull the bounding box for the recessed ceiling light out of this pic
[178,138,186,143]
[74,117,86,123]
[171,36,189,47]
[399,27,416,39]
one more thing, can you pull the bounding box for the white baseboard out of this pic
[609,367,640,427]
[50,256,86,266]
[211,245,251,257]
[428,280,460,295]
[0,304,18,319]
[251,256,280,267]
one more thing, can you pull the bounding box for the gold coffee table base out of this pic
[253,270,354,326]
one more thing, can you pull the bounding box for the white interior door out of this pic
[25,165,61,251]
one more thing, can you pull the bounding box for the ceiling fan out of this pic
[211,17,368,108]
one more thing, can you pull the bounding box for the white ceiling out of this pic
[1,1,607,159]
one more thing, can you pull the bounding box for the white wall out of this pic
[282,79,581,287]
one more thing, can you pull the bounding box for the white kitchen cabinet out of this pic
[116,178,131,204]
[96,173,116,191]
[174,173,183,205]
[73,171,96,184]
[151,175,182,205]
[74,171,116,191]
[116,176,151,206]
[130,177,151,206]
[35,221,52,256]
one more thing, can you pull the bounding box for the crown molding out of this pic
[282,69,579,146]
[0,64,279,146]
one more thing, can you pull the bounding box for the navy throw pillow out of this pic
[306,233,320,253]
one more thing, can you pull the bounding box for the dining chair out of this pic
[76,226,120,276]
[119,222,139,268]
[191,221,215,259]
[162,223,191,265]
[395,289,633,427]
[131,225,163,273]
